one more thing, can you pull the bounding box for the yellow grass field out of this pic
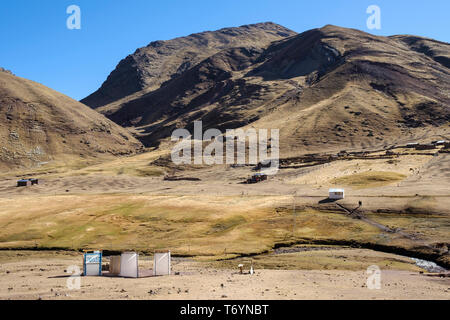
[0,149,448,268]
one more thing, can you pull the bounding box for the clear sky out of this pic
[0,0,448,101]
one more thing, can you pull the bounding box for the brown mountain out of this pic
[82,24,450,155]
[0,70,143,169]
[81,22,296,109]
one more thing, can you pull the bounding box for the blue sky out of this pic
[0,0,448,101]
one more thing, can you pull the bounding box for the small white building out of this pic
[120,252,139,278]
[153,251,171,276]
[329,188,345,200]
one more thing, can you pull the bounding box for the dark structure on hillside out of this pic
[17,178,39,187]
[17,179,28,187]
[415,144,436,150]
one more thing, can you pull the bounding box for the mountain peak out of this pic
[81,23,296,109]
[81,24,449,154]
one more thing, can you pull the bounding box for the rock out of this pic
[0,67,13,75]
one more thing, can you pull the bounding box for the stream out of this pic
[272,245,448,273]
[411,258,447,273]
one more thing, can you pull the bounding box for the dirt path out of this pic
[334,202,438,247]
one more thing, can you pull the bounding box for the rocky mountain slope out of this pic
[0,70,143,169]
[81,22,296,109]
[82,24,450,155]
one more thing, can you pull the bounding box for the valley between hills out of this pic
[0,22,449,299]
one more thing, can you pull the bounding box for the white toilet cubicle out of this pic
[120,252,139,278]
[153,251,171,276]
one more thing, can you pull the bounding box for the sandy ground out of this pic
[0,251,448,300]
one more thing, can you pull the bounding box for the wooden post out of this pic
[292,191,297,238]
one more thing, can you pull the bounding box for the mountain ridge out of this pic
[0,71,144,169]
[81,22,297,109]
[79,24,449,155]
